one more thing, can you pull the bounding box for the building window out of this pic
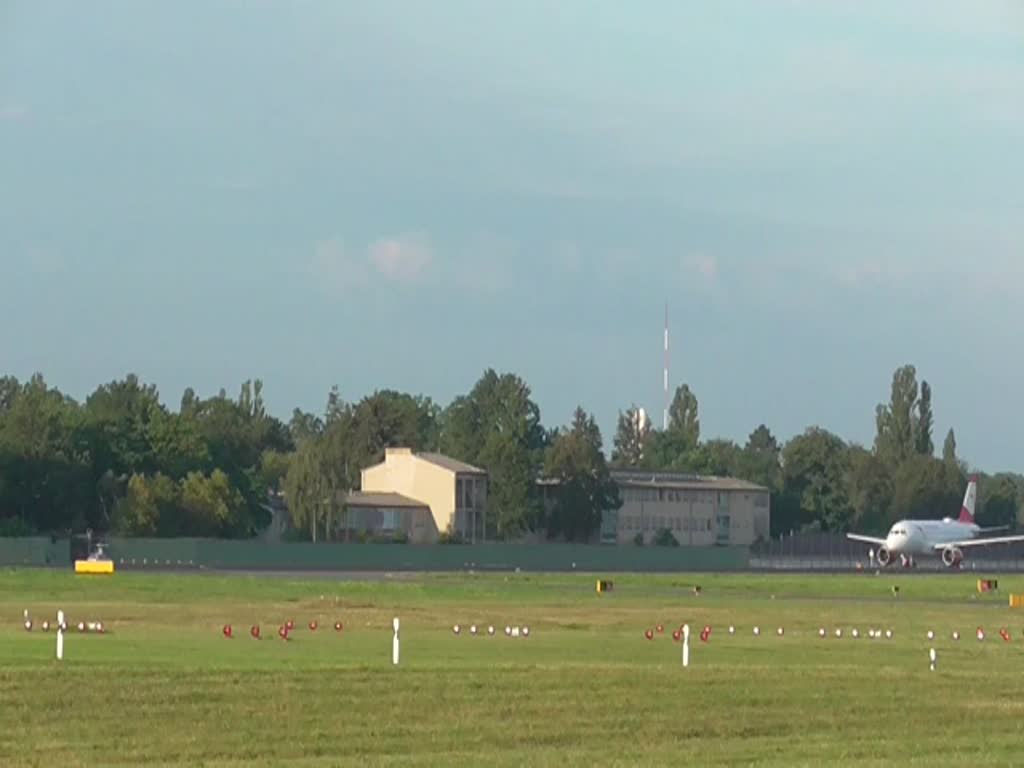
[382,509,401,531]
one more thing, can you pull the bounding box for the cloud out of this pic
[368,233,433,282]
[683,253,718,283]
[312,233,435,296]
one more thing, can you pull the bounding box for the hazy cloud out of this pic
[368,233,433,282]
[684,253,718,283]
[313,233,434,296]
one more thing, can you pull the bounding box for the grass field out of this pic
[3,568,1024,767]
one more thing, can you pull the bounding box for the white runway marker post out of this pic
[56,610,65,661]
[929,647,936,672]
[392,617,400,666]
[682,623,690,668]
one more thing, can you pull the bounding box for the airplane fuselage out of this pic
[881,519,980,557]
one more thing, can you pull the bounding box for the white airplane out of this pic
[847,476,1024,568]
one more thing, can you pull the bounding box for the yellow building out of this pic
[347,448,488,543]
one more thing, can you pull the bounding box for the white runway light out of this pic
[927,630,934,640]
[56,609,65,661]
[728,626,735,635]
[885,630,893,639]
[487,626,495,636]
[453,624,461,635]
[682,623,690,668]
[470,625,477,636]
[952,631,960,640]
[392,617,400,666]
[753,626,760,636]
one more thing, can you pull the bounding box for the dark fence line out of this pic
[0,536,749,572]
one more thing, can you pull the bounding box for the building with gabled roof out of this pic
[352,447,487,543]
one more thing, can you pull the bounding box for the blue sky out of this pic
[2,1,1022,470]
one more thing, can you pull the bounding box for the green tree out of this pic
[874,365,918,464]
[258,450,291,494]
[844,445,894,533]
[891,454,964,521]
[111,473,179,536]
[977,474,1020,528]
[179,470,247,537]
[942,428,957,465]
[738,425,782,490]
[0,374,95,533]
[611,405,651,468]
[543,407,621,541]
[779,427,853,533]
[345,390,442,474]
[441,369,547,538]
[289,408,324,446]
[668,384,700,450]
[914,381,934,456]
[686,438,741,476]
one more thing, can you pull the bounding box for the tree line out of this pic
[0,365,1019,541]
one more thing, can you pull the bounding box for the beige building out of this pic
[607,470,770,546]
[346,448,488,543]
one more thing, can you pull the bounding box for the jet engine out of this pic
[941,546,963,568]
[875,546,893,567]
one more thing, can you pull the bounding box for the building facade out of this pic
[351,447,488,543]
[607,470,770,546]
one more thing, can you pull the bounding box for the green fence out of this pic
[1,536,749,572]
[0,537,70,567]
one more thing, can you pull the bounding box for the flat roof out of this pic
[416,452,486,475]
[538,471,768,493]
[345,491,429,509]
[611,470,768,492]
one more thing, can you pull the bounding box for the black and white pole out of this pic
[392,617,400,666]
[56,609,65,661]
[682,623,690,668]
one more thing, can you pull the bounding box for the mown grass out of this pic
[2,568,1023,766]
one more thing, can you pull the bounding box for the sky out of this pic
[1,1,1022,471]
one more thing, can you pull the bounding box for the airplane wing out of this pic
[933,534,1024,550]
[846,534,887,546]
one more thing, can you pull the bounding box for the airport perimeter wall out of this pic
[0,536,750,572]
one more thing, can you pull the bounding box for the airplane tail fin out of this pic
[959,476,978,523]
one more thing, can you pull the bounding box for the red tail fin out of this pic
[959,476,978,523]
